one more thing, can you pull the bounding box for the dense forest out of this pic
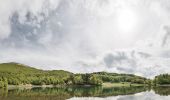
[153,74,170,85]
[0,62,169,88]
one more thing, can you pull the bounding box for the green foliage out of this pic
[0,63,73,86]
[131,78,145,84]
[0,77,8,88]
[0,62,152,87]
[88,75,103,85]
[86,72,147,85]
[0,81,4,88]
[73,75,84,84]
[154,74,170,85]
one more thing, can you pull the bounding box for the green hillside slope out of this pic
[0,62,42,74]
[0,62,151,88]
[0,62,72,86]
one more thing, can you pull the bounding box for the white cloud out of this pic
[0,0,170,78]
[0,0,61,39]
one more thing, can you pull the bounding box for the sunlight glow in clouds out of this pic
[0,0,170,78]
[117,8,138,33]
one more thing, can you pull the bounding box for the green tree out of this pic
[0,77,8,88]
[73,75,83,84]
[89,75,103,85]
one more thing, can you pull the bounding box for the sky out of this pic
[0,0,170,78]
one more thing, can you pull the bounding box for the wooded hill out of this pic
[0,62,163,88]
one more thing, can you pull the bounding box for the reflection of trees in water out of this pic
[153,86,170,96]
[1,86,170,100]
[0,86,148,100]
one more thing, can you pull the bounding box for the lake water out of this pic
[0,86,170,100]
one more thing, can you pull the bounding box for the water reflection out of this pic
[0,86,170,100]
[69,91,170,100]
[153,86,170,96]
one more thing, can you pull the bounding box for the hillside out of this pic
[0,62,42,74]
[0,62,71,75]
[0,62,72,86]
[0,62,151,88]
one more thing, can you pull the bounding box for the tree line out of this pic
[0,63,170,88]
[153,74,170,85]
[0,71,152,88]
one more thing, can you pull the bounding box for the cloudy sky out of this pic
[0,0,170,78]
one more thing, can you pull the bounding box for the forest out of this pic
[154,74,170,85]
[0,62,169,88]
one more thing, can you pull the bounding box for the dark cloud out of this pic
[2,12,44,49]
[138,52,151,58]
[103,51,138,73]
[103,52,128,68]
[116,66,135,73]
[160,50,170,58]
[162,26,170,47]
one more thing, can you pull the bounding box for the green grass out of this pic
[102,82,144,87]
[0,62,72,75]
[0,62,42,74]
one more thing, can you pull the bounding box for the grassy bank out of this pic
[102,82,145,88]
[7,82,145,89]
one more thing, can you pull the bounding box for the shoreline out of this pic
[7,84,63,90]
[7,82,146,89]
[102,82,145,88]
[3,83,170,91]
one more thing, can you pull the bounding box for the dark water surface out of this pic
[0,86,170,100]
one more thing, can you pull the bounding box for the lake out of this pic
[0,86,170,100]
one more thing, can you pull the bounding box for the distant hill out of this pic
[0,62,72,75]
[0,62,42,74]
[0,62,73,86]
[0,62,151,87]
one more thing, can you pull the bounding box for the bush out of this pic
[0,77,8,88]
[0,81,4,88]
